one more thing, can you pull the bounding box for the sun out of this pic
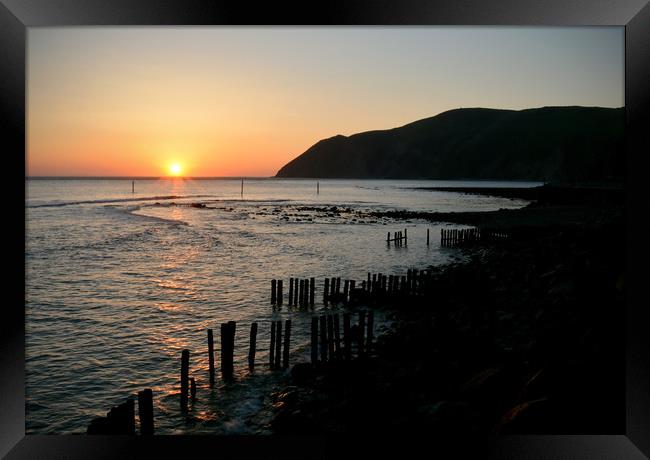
[169,163,183,176]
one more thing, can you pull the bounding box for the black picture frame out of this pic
[2,0,648,458]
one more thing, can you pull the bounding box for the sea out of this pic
[25,178,539,434]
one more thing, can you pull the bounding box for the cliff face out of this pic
[275,106,625,181]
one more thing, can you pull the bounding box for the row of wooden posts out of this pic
[440,227,510,247]
[181,308,374,411]
[271,278,315,307]
[387,228,408,246]
[87,388,154,435]
[382,226,513,248]
[273,271,436,307]
[311,310,373,363]
[273,270,434,306]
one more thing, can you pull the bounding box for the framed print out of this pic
[1,0,649,458]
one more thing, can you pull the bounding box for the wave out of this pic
[27,195,212,209]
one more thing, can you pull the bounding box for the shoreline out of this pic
[270,201,625,434]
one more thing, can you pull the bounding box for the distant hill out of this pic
[275,106,625,181]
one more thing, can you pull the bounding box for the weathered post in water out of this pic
[283,319,291,369]
[180,349,190,411]
[299,279,304,307]
[190,377,196,401]
[271,279,277,304]
[269,321,276,368]
[427,228,430,246]
[324,278,330,304]
[327,315,335,358]
[207,329,215,387]
[248,322,258,370]
[138,389,154,435]
[317,181,319,195]
[288,278,294,306]
[277,280,283,305]
[310,277,315,306]
[311,317,318,365]
[274,320,282,369]
[132,181,134,194]
[319,315,328,362]
[293,279,299,306]
[241,178,244,196]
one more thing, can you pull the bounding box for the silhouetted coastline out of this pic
[270,198,624,434]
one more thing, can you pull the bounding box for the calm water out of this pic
[25,178,538,434]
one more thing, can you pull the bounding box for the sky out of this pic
[27,27,624,177]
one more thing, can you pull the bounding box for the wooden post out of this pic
[207,329,215,387]
[367,311,374,354]
[343,280,349,302]
[317,181,319,195]
[404,228,407,245]
[293,278,298,305]
[180,349,189,411]
[126,398,136,435]
[271,279,277,304]
[350,280,356,294]
[277,280,283,305]
[311,317,318,365]
[367,273,371,291]
[427,228,430,246]
[228,321,236,378]
[358,311,366,356]
[330,277,336,298]
[343,313,351,360]
[387,232,390,245]
[327,314,335,358]
[333,313,341,360]
[289,278,294,306]
[319,315,328,362]
[299,279,304,307]
[220,321,235,379]
[269,321,276,368]
[137,389,154,435]
[274,320,282,369]
[241,178,244,196]
[190,377,197,401]
[324,278,330,303]
[248,322,257,370]
[310,277,315,306]
[283,319,291,369]
[132,180,134,193]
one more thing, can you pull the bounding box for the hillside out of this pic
[275,106,625,181]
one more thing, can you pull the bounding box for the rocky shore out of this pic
[270,202,625,434]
